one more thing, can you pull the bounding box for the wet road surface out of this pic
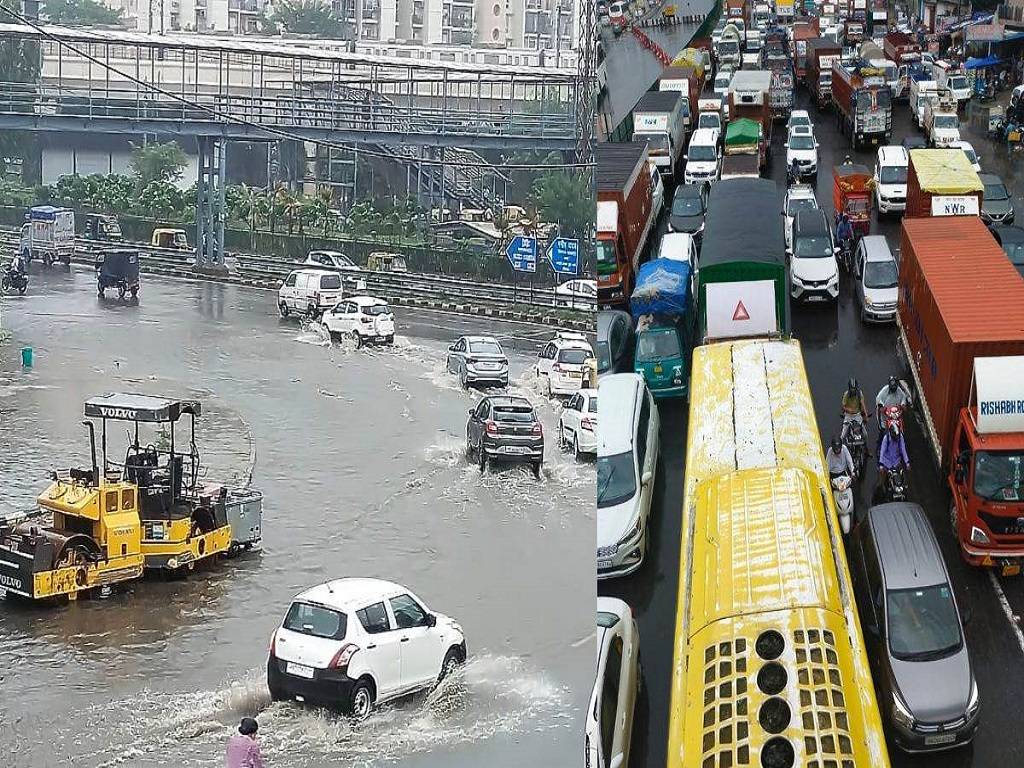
[600,86,1024,768]
[0,272,593,767]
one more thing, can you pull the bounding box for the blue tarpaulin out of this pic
[966,55,1003,69]
[630,258,692,318]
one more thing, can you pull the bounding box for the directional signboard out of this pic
[547,237,580,275]
[505,235,537,273]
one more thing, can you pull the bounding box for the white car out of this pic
[790,208,839,303]
[874,145,908,215]
[321,295,395,346]
[304,250,360,272]
[267,578,466,717]
[785,127,819,178]
[713,70,733,119]
[657,232,698,266]
[695,109,722,140]
[648,161,665,212]
[554,279,597,308]
[683,127,722,185]
[279,268,343,317]
[783,184,818,253]
[559,389,597,458]
[786,109,812,132]
[597,373,660,580]
[536,331,595,397]
[586,597,640,768]
[952,140,982,173]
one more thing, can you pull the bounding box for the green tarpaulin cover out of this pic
[725,118,760,146]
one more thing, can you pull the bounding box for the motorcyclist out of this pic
[8,252,25,274]
[878,422,910,494]
[876,375,911,451]
[788,157,801,186]
[826,435,856,479]
[840,377,870,443]
[836,212,854,247]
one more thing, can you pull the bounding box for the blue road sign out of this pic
[505,235,537,273]
[547,237,580,275]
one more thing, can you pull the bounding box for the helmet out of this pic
[889,422,901,439]
[847,378,858,395]
[888,375,898,391]
[830,436,842,452]
[239,717,258,736]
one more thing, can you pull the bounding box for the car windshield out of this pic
[559,348,591,365]
[597,451,637,508]
[284,602,347,640]
[934,115,959,129]
[362,303,391,315]
[887,585,962,661]
[672,193,703,216]
[689,144,717,162]
[786,197,817,217]
[320,274,342,289]
[789,135,815,150]
[636,328,681,362]
[794,235,832,257]
[789,117,810,129]
[879,165,907,184]
[974,450,1024,501]
[698,114,719,129]
[596,340,612,372]
[864,259,898,289]
[962,148,978,165]
[950,76,968,89]
[716,76,730,89]
[641,134,670,152]
[493,404,536,423]
[985,182,1009,201]
[469,340,502,355]
[587,397,598,413]
[596,241,617,275]
[719,41,739,54]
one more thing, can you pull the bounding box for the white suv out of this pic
[559,389,598,459]
[874,145,908,215]
[536,331,595,397]
[267,578,466,717]
[321,296,395,346]
[586,597,641,768]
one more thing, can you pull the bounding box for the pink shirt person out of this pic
[226,718,265,768]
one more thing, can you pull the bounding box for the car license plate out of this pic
[597,558,612,570]
[287,662,315,679]
[924,734,956,746]
[807,295,825,302]
[1002,564,1022,577]
[504,446,528,455]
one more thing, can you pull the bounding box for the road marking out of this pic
[988,570,1024,655]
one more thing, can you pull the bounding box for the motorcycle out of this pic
[831,472,855,534]
[837,236,854,273]
[1,265,28,295]
[878,464,909,503]
[881,403,906,434]
[842,417,868,478]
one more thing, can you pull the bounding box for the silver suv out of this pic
[849,502,980,752]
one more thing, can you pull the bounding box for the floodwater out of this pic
[0,271,593,767]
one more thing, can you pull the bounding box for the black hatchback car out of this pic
[466,396,544,476]
[667,182,709,240]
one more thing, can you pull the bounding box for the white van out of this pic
[597,373,660,580]
[683,128,722,185]
[873,145,908,215]
[930,60,970,104]
[278,268,344,317]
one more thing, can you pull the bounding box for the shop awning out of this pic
[966,55,1003,69]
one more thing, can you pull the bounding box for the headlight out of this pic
[864,296,874,306]
[966,678,980,719]
[892,690,915,730]
[970,526,990,545]
[618,516,642,546]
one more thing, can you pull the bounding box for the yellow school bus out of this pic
[667,339,890,768]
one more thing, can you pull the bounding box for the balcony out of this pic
[228,0,261,12]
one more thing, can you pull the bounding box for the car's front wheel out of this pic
[348,678,375,719]
[350,331,363,348]
[438,646,464,685]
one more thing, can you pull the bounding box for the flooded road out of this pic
[0,271,592,767]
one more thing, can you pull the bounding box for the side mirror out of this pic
[784,143,790,149]
[448,344,456,352]
[468,408,475,416]
[833,246,841,254]
[641,470,653,486]
[425,613,437,628]
[682,154,688,161]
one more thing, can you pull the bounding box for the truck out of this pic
[776,0,795,23]
[767,61,795,120]
[896,216,1024,573]
[658,64,706,132]
[930,60,971,108]
[596,143,656,307]
[720,154,762,180]
[717,23,743,71]
[629,258,696,399]
[728,70,773,171]
[843,18,865,46]
[19,206,75,267]
[751,2,771,27]
[761,27,790,67]
[858,41,900,96]
[792,18,821,81]
[806,38,842,109]
[883,31,921,67]
[905,148,982,219]
[910,75,938,127]
[832,59,892,148]
[923,88,960,147]
[727,0,744,18]
[698,178,788,341]
[632,91,687,179]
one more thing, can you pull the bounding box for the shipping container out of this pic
[792,19,822,80]
[597,143,655,306]
[905,149,983,219]
[897,217,1024,465]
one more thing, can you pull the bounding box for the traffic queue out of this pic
[593,0,1024,766]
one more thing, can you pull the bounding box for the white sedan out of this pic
[558,390,597,458]
[554,279,597,309]
[322,296,395,346]
[586,597,640,768]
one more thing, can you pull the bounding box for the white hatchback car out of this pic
[559,389,597,458]
[555,279,598,309]
[597,373,660,580]
[586,597,641,768]
[783,184,819,253]
[267,578,466,717]
[322,296,395,346]
[536,331,596,397]
[952,139,982,173]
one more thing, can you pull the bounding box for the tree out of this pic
[269,0,345,37]
[529,169,593,241]
[138,181,186,220]
[43,0,124,25]
[0,27,41,180]
[129,141,187,188]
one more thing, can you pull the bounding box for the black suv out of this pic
[466,396,544,477]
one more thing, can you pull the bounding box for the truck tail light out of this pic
[329,643,360,670]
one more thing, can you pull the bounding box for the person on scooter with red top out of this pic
[875,375,910,453]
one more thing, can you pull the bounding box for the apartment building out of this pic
[105,0,260,33]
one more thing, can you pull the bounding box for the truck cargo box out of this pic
[906,149,983,219]
[898,217,1024,466]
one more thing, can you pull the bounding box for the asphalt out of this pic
[599,85,1024,768]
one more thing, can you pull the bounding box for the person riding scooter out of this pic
[827,436,856,479]
[840,377,869,441]
[878,422,910,498]
[788,157,801,186]
[875,375,910,452]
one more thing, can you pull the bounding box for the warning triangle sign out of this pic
[732,300,750,322]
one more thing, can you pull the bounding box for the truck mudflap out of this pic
[0,546,88,599]
[0,547,38,598]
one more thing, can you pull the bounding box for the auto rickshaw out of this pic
[0,394,263,601]
[95,248,140,300]
[833,163,874,238]
[151,228,189,250]
[84,214,123,242]
[366,251,409,273]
